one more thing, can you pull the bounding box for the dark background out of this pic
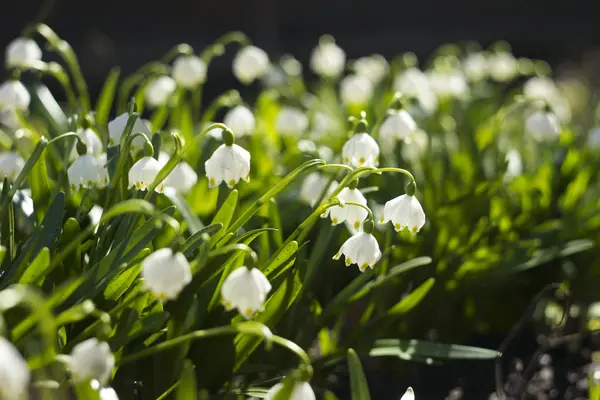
[2,0,600,101]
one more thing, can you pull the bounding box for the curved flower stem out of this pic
[199,31,251,64]
[207,243,255,260]
[374,167,416,184]
[15,60,77,111]
[118,62,170,113]
[317,163,354,173]
[117,323,311,369]
[198,90,241,126]
[160,43,194,64]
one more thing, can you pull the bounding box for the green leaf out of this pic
[233,228,278,245]
[0,178,15,265]
[18,247,50,285]
[55,300,95,327]
[176,360,198,400]
[28,147,51,224]
[347,348,371,400]
[263,241,299,277]
[387,278,435,316]
[182,223,223,257]
[103,255,148,301]
[211,189,238,245]
[95,67,121,126]
[366,338,501,360]
[268,199,284,248]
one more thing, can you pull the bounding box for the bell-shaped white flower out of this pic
[128,156,164,192]
[334,231,382,272]
[393,68,438,114]
[487,52,518,82]
[427,70,468,99]
[340,74,373,106]
[265,381,316,400]
[353,54,389,84]
[108,113,151,149]
[275,107,309,136]
[0,337,30,400]
[223,105,255,137]
[68,155,108,190]
[141,248,192,300]
[5,37,42,68]
[525,110,560,141]
[342,132,379,168]
[463,52,488,81]
[69,128,104,160]
[0,80,30,111]
[523,77,560,102]
[379,109,417,144]
[401,129,428,163]
[172,55,207,88]
[0,107,22,130]
[400,387,415,400]
[69,338,114,384]
[221,266,272,319]
[310,36,346,78]
[100,387,119,400]
[205,143,250,188]
[380,193,426,234]
[158,152,198,194]
[233,45,270,84]
[300,172,337,207]
[588,127,600,148]
[144,76,176,108]
[504,149,523,181]
[0,151,25,181]
[324,187,368,230]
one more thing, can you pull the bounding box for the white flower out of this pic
[100,387,119,400]
[323,187,368,230]
[310,36,346,78]
[205,144,250,188]
[379,110,417,144]
[221,266,272,319]
[70,128,104,160]
[401,129,428,163]
[0,80,30,111]
[380,194,426,234]
[300,172,336,207]
[297,140,317,154]
[0,337,30,400]
[275,107,309,136]
[340,74,373,106]
[69,338,115,385]
[312,111,333,135]
[128,156,164,191]
[265,381,316,400]
[0,151,25,181]
[5,37,42,68]
[504,149,523,181]
[342,132,379,168]
[427,70,468,99]
[334,231,382,272]
[68,155,108,190]
[158,152,198,194]
[353,54,389,84]
[172,55,207,88]
[144,76,176,108]
[317,146,334,162]
[108,113,151,149]
[223,106,255,137]
[488,52,518,82]
[588,126,600,148]
[393,68,438,114]
[141,248,192,300]
[525,110,561,141]
[233,46,270,84]
[0,107,22,130]
[523,77,560,102]
[400,387,415,400]
[462,52,488,81]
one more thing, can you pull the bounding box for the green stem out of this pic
[15,60,77,111]
[160,43,194,64]
[317,164,354,173]
[198,90,241,127]
[117,63,170,113]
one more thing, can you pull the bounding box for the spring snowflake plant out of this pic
[0,23,597,400]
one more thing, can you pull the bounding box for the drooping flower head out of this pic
[342,118,379,168]
[69,338,115,385]
[275,106,309,137]
[310,35,346,78]
[108,113,151,149]
[0,151,25,181]
[144,75,176,108]
[400,387,415,400]
[0,80,30,111]
[379,98,418,145]
[233,45,270,84]
[334,219,382,272]
[158,152,198,194]
[525,108,561,142]
[340,74,373,106]
[223,105,255,137]
[221,264,272,319]
[128,156,164,192]
[379,181,426,234]
[172,55,207,88]
[322,182,368,231]
[68,154,109,190]
[264,381,316,400]
[0,337,30,400]
[205,128,251,189]
[353,54,389,84]
[141,248,192,300]
[5,37,42,68]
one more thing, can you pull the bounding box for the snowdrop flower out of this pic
[462,52,488,81]
[172,55,207,88]
[108,113,151,149]
[342,132,379,168]
[312,111,333,135]
[334,228,382,272]
[488,52,518,82]
[588,127,600,148]
[340,74,373,106]
[0,337,30,400]
[265,381,316,400]
[380,188,426,234]
[323,187,368,230]
[318,146,334,162]
[100,387,119,400]
[128,156,164,192]
[400,387,415,400]
[141,248,192,300]
[0,107,21,130]
[523,77,560,102]
[504,149,523,181]
[68,155,108,190]
[525,110,561,141]
[70,338,114,384]
[297,140,317,154]
[310,36,346,78]
[70,128,104,159]
[275,107,309,136]
[205,130,251,188]
[5,37,42,68]
[144,76,176,108]
[393,68,438,114]
[223,105,255,137]
[158,152,198,194]
[0,151,25,181]
[379,109,417,144]
[0,80,30,111]
[427,70,468,99]
[233,45,270,84]
[221,266,272,319]
[401,129,428,162]
[300,172,336,207]
[353,54,389,84]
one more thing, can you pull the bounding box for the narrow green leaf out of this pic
[268,199,284,248]
[18,247,50,285]
[263,241,299,277]
[95,67,121,126]
[367,338,501,360]
[0,178,15,265]
[176,360,198,400]
[387,278,435,316]
[28,147,51,224]
[182,223,223,257]
[211,189,238,245]
[347,348,371,400]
